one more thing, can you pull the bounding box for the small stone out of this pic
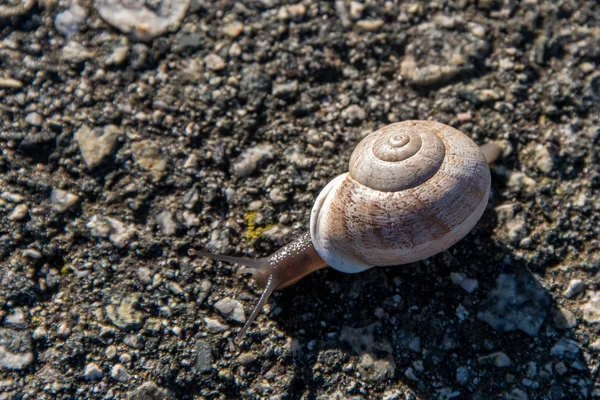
[83,362,103,380]
[554,362,568,375]
[110,363,130,382]
[23,249,42,259]
[137,267,152,285]
[105,295,145,330]
[94,0,190,41]
[131,140,167,182]
[9,204,28,221]
[105,345,117,360]
[123,335,144,349]
[450,272,479,293]
[534,144,554,174]
[356,19,384,31]
[128,382,172,400]
[75,124,121,169]
[105,46,129,66]
[205,317,229,333]
[349,1,364,19]
[32,327,47,340]
[341,105,366,125]
[552,307,577,330]
[223,21,243,38]
[50,189,79,213]
[550,338,580,358]
[404,366,418,380]
[269,188,287,204]
[204,54,225,71]
[477,270,550,336]
[589,339,600,351]
[581,292,600,323]
[232,144,274,177]
[0,78,23,89]
[57,323,71,338]
[237,352,258,365]
[4,308,26,329]
[155,211,176,236]
[478,351,511,367]
[287,4,306,18]
[0,329,34,370]
[87,215,135,248]
[55,3,87,37]
[25,112,43,127]
[564,279,585,298]
[272,80,299,98]
[456,366,469,385]
[194,340,213,374]
[214,297,246,323]
[62,41,92,63]
[197,280,212,304]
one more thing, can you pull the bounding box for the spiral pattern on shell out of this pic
[310,120,491,274]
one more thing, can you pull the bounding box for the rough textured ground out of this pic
[0,0,599,399]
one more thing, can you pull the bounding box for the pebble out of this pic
[237,351,258,366]
[83,362,103,380]
[564,279,585,298]
[495,203,527,244]
[349,1,364,19]
[204,54,226,71]
[61,41,92,63]
[214,297,246,323]
[269,188,287,204]
[74,124,122,169]
[581,292,600,323]
[131,140,167,182]
[87,215,135,248]
[478,351,512,367]
[194,340,213,374]
[477,270,550,336]
[25,112,43,127]
[1,192,23,203]
[57,323,71,338]
[50,189,79,213]
[589,339,600,351]
[550,338,580,358]
[534,144,554,174]
[450,272,479,293]
[552,307,577,330]
[456,366,469,385]
[105,345,117,360]
[32,327,47,340]
[155,211,176,236]
[94,0,190,41]
[356,19,384,31]
[137,267,152,285]
[55,3,88,37]
[341,105,366,125]
[128,382,171,400]
[105,295,145,330]
[23,249,42,259]
[110,363,130,382]
[205,317,229,333]
[0,328,34,370]
[4,308,26,329]
[272,80,299,98]
[287,4,306,18]
[232,144,274,177]
[105,46,129,66]
[0,77,23,89]
[9,204,28,221]
[197,280,212,304]
[223,21,243,38]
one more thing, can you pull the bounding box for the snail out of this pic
[191,120,501,342]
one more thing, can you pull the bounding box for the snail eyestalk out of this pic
[189,233,328,341]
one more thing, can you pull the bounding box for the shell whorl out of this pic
[310,120,491,274]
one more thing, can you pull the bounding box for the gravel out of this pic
[0,1,598,398]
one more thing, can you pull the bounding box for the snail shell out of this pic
[310,120,491,273]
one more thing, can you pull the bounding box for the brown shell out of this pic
[309,120,491,273]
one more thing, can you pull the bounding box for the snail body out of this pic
[193,120,499,341]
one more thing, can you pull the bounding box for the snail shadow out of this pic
[265,236,589,399]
